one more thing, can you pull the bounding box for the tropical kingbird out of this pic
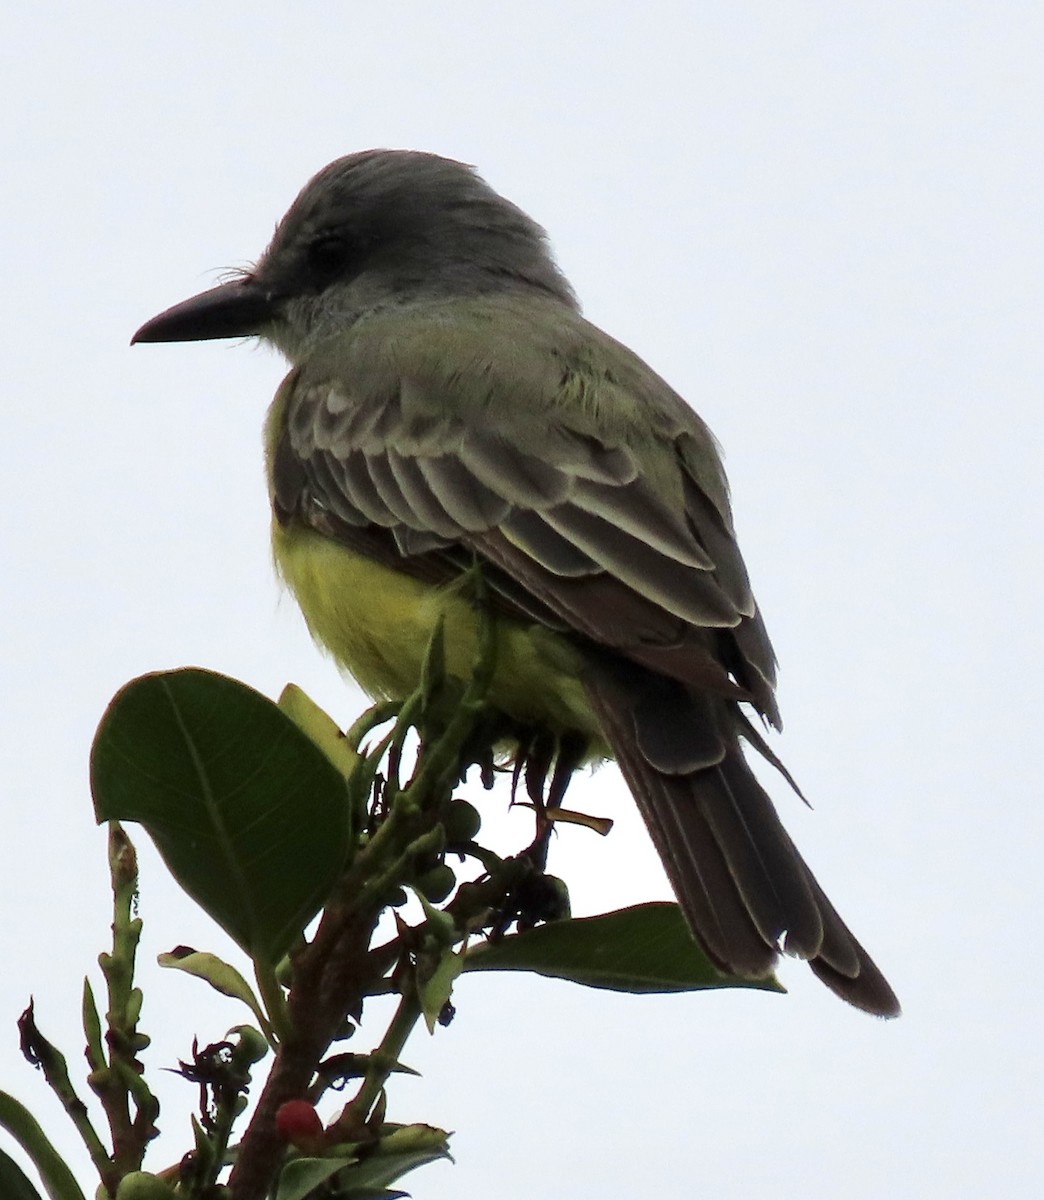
[133,150,899,1016]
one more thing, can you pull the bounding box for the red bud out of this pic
[276,1100,324,1151]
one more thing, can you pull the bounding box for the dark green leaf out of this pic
[0,1149,44,1200]
[275,1156,353,1200]
[91,669,352,963]
[278,1126,449,1200]
[0,1091,86,1200]
[463,902,785,994]
[330,1149,448,1194]
[330,1124,450,1196]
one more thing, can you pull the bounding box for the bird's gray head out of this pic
[132,150,578,361]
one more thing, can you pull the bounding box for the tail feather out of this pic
[709,753,823,955]
[803,874,900,1015]
[608,716,776,976]
[809,951,899,1017]
[584,664,900,1018]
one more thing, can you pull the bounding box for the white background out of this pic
[2,4,1041,1197]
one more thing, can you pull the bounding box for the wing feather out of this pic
[326,449,395,526]
[572,477,715,569]
[384,449,463,538]
[416,454,513,530]
[362,450,427,527]
[540,504,740,627]
[458,434,573,507]
[499,509,601,577]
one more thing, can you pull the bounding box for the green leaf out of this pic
[276,1127,449,1200]
[158,948,268,1030]
[417,947,464,1034]
[463,902,785,994]
[275,1156,355,1200]
[0,1149,45,1200]
[419,614,447,705]
[81,978,103,1066]
[0,1092,86,1200]
[90,669,352,964]
[278,685,360,780]
[331,1124,451,1195]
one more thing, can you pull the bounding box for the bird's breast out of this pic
[271,518,604,750]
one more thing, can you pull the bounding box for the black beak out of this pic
[131,277,279,345]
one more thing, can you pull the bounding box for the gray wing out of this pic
[273,306,780,726]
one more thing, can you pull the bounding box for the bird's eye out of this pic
[305,234,353,278]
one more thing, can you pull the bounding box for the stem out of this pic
[337,990,423,1133]
[15,1013,113,1189]
[344,700,401,753]
[352,826,445,912]
[253,962,291,1046]
[225,903,384,1200]
[227,599,500,1198]
[93,825,159,1179]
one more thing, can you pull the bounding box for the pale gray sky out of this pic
[2,4,1041,1197]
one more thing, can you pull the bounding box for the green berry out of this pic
[415,863,456,904]
[443,799,481,843]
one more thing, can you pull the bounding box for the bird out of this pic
[132,149,899,1017]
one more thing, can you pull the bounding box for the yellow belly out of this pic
[271,520,604,747]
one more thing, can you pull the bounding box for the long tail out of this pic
[584,662,900,1017]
